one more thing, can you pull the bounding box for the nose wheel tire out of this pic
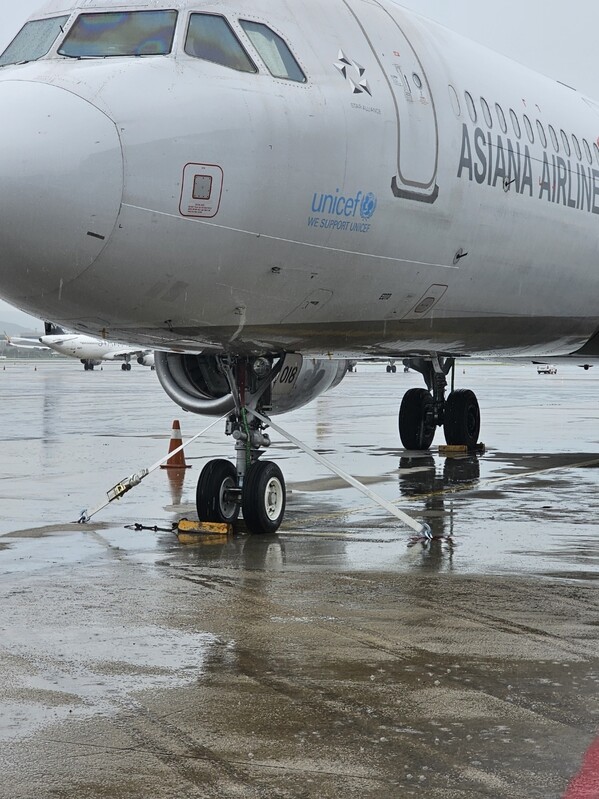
[443,389,480,447]
[399,388,436,450]
[196,459,239,523]
[242,460,286,535]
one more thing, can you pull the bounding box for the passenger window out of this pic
[560,130,571,157]
[480,97,492,128]
[186,14,256,72]
[448,85,461,117]
[523,115,534,144]
[465,91,477,123]
[1,15,70,67]
[59,11,177,57]
[549,125,559,152]
[583,139,593,164]
[495,103,507,133]
[536,120,547,148]
[572,134,582,161]
[509,109,521,139]
[239,20,305,82]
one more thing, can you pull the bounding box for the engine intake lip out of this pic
[154,352,235,416]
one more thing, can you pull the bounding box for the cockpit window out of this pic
[239,20,306,83]
[0,16,69,68]
[58,11,177,58]
[185,14,256,73]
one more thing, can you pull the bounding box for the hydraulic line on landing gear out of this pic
[252,410,432,537]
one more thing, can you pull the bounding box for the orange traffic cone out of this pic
[160,420,191,469]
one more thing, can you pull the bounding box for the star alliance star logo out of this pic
[334,50,372,96]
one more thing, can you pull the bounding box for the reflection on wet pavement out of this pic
[1,361,599,798]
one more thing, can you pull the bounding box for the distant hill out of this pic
[0,320,43,336]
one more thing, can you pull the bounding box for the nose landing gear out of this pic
[195,357,287,535]
[398,356,480,450]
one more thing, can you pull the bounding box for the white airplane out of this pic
[4,333,50,351]
[40,324,155,370]
[0,0,598,533]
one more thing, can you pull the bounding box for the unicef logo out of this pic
[360,192,377,220]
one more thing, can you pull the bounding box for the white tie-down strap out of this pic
[252,410,431,536]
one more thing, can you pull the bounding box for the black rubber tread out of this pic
[443,389,481,447]
[398,388,436,450]
[242,460,286,535]
[196,459,239,523]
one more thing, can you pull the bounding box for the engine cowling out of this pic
[154,352,349,416]
[137,352,155,368]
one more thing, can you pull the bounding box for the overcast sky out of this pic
[1,0,598,326]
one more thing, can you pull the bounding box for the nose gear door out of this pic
[343,0,439,203]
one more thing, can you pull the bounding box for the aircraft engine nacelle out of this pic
[154,352,349,417]
[137,352,155,367]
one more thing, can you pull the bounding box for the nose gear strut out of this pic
[195,356,287,534]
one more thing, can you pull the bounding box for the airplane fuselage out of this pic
[40,334,130,360]
[1,0,599,359]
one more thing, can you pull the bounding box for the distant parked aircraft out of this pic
[40,324,154,371]
[4,333,50,351]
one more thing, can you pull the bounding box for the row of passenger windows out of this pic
[0,10,306,83]
[456,87,599,166]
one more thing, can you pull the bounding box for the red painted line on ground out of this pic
[563,737,599,798]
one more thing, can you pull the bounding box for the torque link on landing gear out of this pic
[398,356,480,450]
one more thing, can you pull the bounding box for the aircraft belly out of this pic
[50,206,595,357]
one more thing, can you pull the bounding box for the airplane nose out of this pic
[0,80,122,307]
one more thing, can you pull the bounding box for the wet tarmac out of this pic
[1,359,598,798]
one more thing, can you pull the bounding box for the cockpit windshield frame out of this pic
[185,13,257,74]
[58,10,178,59]
[0,15,70,68]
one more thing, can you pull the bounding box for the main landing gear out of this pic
[398,356,480,450]
[195,358,286,535]
[121,362,132,371]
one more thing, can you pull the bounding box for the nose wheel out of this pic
[196,459,240,523]
[241,461,286,535]
[195,458,286,534]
